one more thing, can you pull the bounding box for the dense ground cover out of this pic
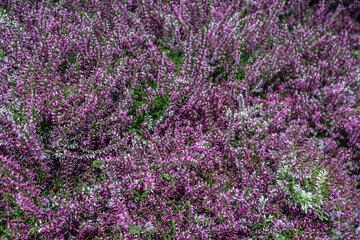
[1,0,360,239]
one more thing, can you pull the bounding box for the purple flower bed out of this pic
[1,0,360,239]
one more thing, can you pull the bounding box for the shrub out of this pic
[0,0,360,238]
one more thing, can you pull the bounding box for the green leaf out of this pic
[89,82,94,93]
[94,86,101,95]
[92,159,102,168]
[31,106,35,117]
[332,12,340,20]
[129,224,140,234]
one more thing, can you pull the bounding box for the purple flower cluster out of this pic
[1,0,360,239]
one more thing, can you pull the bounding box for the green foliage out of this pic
[273,229,307,239]
[57,51,77,74]
[236,44,254,78]
[92,159,102,169]
[163,47,184,76]
[128,84,170,135]
[35,117,54,149]
[0,199,40,239]
[111,89,121,103]
[6,97,26,125]
[276,161,332,221]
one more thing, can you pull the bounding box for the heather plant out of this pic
[1,0,360,239]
